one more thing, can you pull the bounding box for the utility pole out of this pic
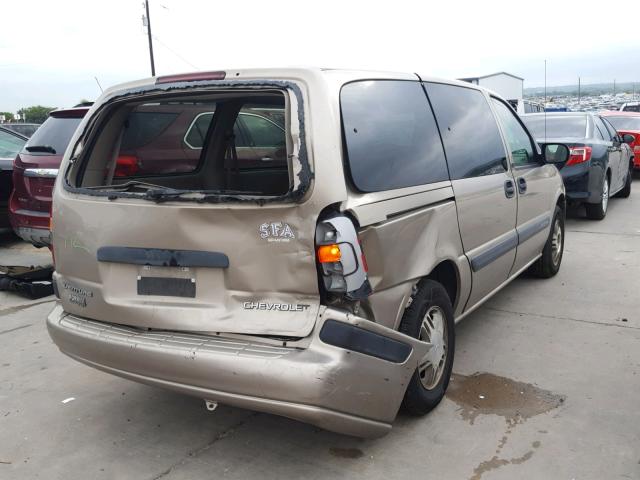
[613,79,616,96]
[578,76,581,109]
[144,0,156,76]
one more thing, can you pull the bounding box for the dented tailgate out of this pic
[53,198,321,336]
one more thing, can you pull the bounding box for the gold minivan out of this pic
[47,68,568,437]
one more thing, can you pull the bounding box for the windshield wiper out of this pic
[25,145,56,154]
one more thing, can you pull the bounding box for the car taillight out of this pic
[634,145,640,154]
[315,216,372,300]
[114,155,140,177]
[566,147,592,166]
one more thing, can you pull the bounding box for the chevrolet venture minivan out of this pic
[47,68,569,437]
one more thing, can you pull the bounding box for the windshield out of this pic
[522,115,587,139]
[604,116,640,131]
[24,116,83,155]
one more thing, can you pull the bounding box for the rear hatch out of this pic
[12,111,86,216]
[53,76,322,337]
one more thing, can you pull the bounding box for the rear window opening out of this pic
[68,89,294,200]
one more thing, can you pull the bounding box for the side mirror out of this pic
[542,144,570,164]
[622,133,635,145]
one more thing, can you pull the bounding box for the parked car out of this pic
[3,123,41,138]
[599,111,640,170]
[619,102,640,113]
[47,69,569,438]
[9,107,89,246]
[522,112,633,219]
[0,126,28,229]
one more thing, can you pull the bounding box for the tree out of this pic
[17,105,56,124]
[0,112,15,122]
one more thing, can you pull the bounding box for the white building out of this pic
[459,72,523,101]
[459,72,542,114]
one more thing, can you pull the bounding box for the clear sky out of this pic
[1,0,639,112]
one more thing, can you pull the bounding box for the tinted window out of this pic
[491,99,535,166]
[622,105,640,112]
[237,113,285,148]
[521,115,587,139]
[24,116,82,155]
[121,112,179,150]
[184,112,214,149]
[593,116,610,140]
[341,80,449,192]
[424,83,507,179]
[600,117,619,140]
[0,129,27,159]
[605,116,640,130]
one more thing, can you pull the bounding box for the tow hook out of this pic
[204,400,218,412]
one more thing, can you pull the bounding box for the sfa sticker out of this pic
[243,302,310,312]
[259,222,296,242]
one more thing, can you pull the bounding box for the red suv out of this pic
[9,107,89,246]
[600,110,640,170]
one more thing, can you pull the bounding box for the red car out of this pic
[9,107,89,246]
[600,110,640,170]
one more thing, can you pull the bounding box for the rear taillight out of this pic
[316,216,372,300]
[634,145,640,154]
[566,147,592,166]
[114,155,140,177]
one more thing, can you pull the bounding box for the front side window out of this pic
[0,129,26,159]
[340,80,449,192]
[599,117,619,141]
[424,83,507,179]
[491,98,536,167]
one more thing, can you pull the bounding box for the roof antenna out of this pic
[94,76,104,93]
[544,59,547,143]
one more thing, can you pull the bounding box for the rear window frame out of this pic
[62,79,312,204]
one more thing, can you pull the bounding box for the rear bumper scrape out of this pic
[46,304,428,438]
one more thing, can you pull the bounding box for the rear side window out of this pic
[340,80,449,192]
[424,83,507,179]
[24,116,82,155]
[521,115,587,139]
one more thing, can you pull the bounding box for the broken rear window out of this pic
[68,91,292,198]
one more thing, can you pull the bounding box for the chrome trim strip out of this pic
[24,168,59,178]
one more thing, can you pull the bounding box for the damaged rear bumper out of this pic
[46,304,427,438]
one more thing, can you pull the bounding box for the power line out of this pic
[151,34,199,70]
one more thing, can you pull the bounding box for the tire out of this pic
[585,175,609,220]
[615,165,632,198]
[529,205,564,278]
[399,279,455,416]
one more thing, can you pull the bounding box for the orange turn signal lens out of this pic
[317,244,341,263]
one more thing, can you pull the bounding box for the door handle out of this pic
[517,177,527,194]
[504,179,515,198]
[260,156,274,162]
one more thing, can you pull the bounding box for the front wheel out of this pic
[530,205,564,278]
[399,279,455,416]
[585,175,609,220]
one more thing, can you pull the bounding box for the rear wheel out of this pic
[585,175,609,220]
[399,279,455,415]
[615,164,632,198]
[530,205,564,278]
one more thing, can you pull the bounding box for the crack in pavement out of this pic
[149,413,258,480]
[0,323,33,335]
[0,299,55,317]
[485,307,640,330]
